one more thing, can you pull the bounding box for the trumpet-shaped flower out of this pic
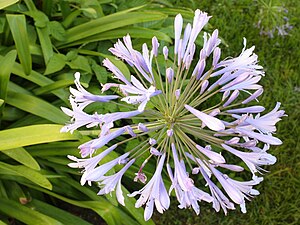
[128,154,170,221]
[62,9,284,221]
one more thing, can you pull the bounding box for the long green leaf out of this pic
[33,79,74,95]
[24,183,141,225]
[0,220,7,225]
[24,0,54,64]
[0,50,17,121]
[61,26,172,48]
[2,147,40,170]
[0,55,69,102]
[6,91,68,123]
[0,124,78,151]
[58,11,167,47]
[0,162,52,189]
[0,0,19,10]
[27,199,92,225]
[6,14,32,75]
[36,27,54,65]
[0,199,62,225]
[0,50,17,99]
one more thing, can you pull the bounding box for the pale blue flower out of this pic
[62,9,285,220]
[97,159,135,206]
[128,154,169,221]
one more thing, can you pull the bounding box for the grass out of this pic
[153,0,300,224]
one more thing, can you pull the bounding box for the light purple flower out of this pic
[68,144,118,185]
[185,104,225,131]
[85,152,130,182]
[222,144,277,175]
[166,67,174,83]
[97,159,135,206]
[163,46,169,60]
[202,29,221,57]
[200,167,235,215]
[236,127,282,145]
[209,165,262,213]
[120,76,161,112]
[78,127,126,157]
[109,34,154,84]
[233,102,286,134]
[71,72,118,109]
[128,154,169,221]
[226,106,265,114]
[62,9,285,220]
[168,144,213,214]
[152,36,159,57]
[211,41,264,78]
[61,98,101,133]
[134,171,147,184]
[103,59,130,85]
[196,144,226,164]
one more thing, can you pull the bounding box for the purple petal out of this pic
[185,105,225,131]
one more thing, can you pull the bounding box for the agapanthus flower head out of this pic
[62,9,286,220]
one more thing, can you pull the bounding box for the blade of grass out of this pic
[23,182,141,225]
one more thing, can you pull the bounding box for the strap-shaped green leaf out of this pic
[0,55,68,102]
[0,124,78,151]
[0,162,52,189]
[60,26,172,48]
[24,0,54,64]
[0,0,18,10]
[58,11,167,47]
[6,91,68,123]
[2,147,40,170]
[0,220,7,225]
[0,50,17,121]
[27,199,92,225]
[0,199,62,225]
[33,79,74,95]
[25,183,142,225]
[6,15,32,75]
[0,50,17,100]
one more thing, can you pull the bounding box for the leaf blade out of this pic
[6,14,32,75]
[0,124,78,151]
[0,198,62,225]
[6,91,68,124]
[2,147,40,170]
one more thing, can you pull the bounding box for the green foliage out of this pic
[154,0,300,225]
[2,0,297,224]
[0,0,197,224]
